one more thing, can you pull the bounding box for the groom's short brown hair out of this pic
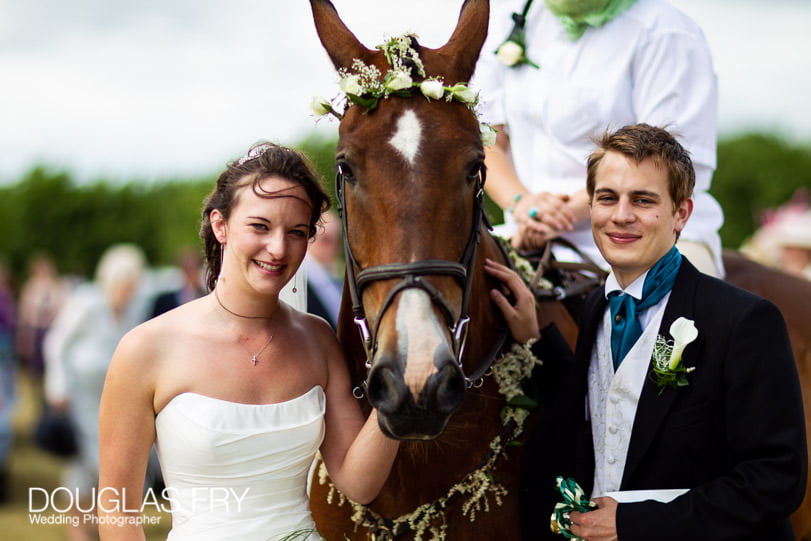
[586,123,696,211]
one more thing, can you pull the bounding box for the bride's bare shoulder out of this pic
[114,296,212,367]
[287,305,339,342]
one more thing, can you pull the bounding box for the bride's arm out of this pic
[318,325,400,504]
[98,327,157,540]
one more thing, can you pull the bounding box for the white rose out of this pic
[420,79,445,100]
[496,41,524,66]
[480,123,497,147]
[385,70,413,92]
[309,96,331,117]
[340,74,363,96]
[449,84,478,105]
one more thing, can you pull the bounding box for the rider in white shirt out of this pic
[475,0,725,276]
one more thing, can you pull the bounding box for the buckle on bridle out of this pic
[453,316,470,365]
[354,316,374,365]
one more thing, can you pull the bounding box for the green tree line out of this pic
[0,132,809,286]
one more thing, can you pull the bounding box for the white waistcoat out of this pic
[587,297,669,497]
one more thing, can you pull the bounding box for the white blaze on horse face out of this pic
[389,109,422,165]
[396,289,449,396]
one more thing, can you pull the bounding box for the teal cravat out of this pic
[608,246,682,370]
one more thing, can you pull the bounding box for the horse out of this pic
[722,250,811,540]
[306,1,811,539]
[307,0,578,538]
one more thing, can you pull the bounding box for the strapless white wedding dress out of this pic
[155,385,326,540]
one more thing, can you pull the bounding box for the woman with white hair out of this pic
[44,243,148,541]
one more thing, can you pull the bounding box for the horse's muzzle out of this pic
[367,360,466,440]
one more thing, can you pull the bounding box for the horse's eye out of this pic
[466,161,483,183]
[337,162,357,183]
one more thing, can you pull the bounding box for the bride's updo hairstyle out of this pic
[200,142,331,291]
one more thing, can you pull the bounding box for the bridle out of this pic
[335,161,491,394]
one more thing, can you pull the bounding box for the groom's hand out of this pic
[569,496,618,541]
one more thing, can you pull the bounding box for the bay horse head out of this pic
[311,0,491,440]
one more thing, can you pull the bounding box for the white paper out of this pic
[604,488,688,503]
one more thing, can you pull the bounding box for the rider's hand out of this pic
[511,192,574,250]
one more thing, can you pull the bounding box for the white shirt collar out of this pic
[604,269,650,301]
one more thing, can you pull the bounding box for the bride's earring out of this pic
[218,243,225,282]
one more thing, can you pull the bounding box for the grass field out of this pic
[0,373,171,540]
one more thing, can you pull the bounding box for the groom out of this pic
[520,124,806,540]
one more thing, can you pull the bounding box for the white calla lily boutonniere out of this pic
[651,317,698,393]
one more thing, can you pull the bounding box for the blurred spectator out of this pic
[304,210,343,328]
[150,247,205,318]
[16,252,68,383]
[0,260,16,503]
[741,189,811,280]
[43,244,148,541]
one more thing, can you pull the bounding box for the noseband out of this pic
[336,164,489,394]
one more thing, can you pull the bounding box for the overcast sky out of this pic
[1,0,809,184]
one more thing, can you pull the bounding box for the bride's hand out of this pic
[484,258,540,344]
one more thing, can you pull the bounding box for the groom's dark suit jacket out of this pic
[521,258,807,540]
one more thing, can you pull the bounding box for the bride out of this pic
[97,142,399,540]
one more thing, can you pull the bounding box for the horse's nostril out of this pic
[366,365,408,415]
[423,363,465,416]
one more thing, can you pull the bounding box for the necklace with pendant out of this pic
[238,333,274,366]
[214,287,275,366]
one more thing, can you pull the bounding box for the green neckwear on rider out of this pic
[545,0,639,40]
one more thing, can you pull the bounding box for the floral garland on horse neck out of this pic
[316,336,541,541]
[310,33,497,147]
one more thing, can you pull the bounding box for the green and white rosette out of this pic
[550,476,597,539]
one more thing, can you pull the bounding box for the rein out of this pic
[335,164,492,393]
[523,237,608,301]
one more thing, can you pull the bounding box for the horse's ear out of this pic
[310,0,373,71]
[436,0,489,82]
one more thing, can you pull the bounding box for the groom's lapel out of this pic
[577,288,608,371]
[621,259,704,487]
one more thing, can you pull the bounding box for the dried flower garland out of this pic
[316,339,542,541]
